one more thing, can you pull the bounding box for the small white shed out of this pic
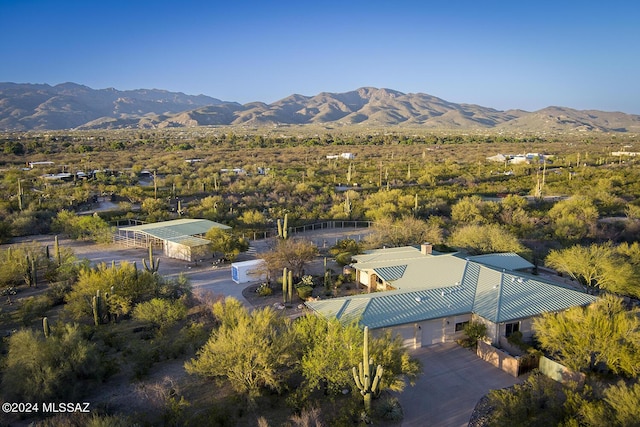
[231,259,267,284]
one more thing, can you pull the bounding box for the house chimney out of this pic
[421,242,433,255]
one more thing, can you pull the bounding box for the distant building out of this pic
[28,161,55,168]
[612,151,640,157]
[326,153,356,160]
[486,153,550,164]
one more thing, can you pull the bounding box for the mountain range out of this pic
[1,82,639,133]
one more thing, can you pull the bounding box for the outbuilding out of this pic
[115,218,230,262]
[231,259,267,284]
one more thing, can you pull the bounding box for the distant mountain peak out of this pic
[0,82,638,132]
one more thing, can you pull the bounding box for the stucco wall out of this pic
[376,313,472,349]
[473,314,535,345]
[477,340,520,377]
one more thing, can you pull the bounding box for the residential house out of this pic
[305,244,596,348]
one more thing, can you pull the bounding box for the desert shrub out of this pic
[507,330,529,350]
[157,273,192,300]
[256,283,273,296]
[132,298,187,333]
[47,281,72,305]
[30,413,131,427]
[129,341,161,379]
[1,323,106,402]
[375,396,404,422]
[18,294,52,326]
[65,262,161,321]
[296,285,313,300]
[460,321,487,348]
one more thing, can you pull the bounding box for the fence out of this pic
[538,356,585,385]
[243,220,373,241]
[477,340,540,377]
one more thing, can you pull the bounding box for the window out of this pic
[505,322,520,337]
[455,321,469,332]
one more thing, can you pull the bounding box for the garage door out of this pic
[393,324,420,348]
[421,319,445,346]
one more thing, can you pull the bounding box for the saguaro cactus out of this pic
[143,243,160,273]
[282,267,288,304]
[92,290,102,326]
[277,214,289,239]
[17,179,24,212]
[352,326,384,415]
[54,235,61,266]
[42,316,50,338]
[283,214,288,239]
[31,256,37,288]
[24,255,33,287]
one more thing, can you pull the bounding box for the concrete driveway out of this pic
[396,342,524,427]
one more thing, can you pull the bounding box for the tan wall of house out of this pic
[496,318,534,342]
[358,270,371,288]
[472,314,500,345]
[473,314,535,345]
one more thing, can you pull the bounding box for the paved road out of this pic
[16,226,373,307]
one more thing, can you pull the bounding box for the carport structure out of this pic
[115,218,230,262]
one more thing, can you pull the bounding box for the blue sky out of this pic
[1,0,639,113]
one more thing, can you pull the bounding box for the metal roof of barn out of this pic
[118,218,230,243]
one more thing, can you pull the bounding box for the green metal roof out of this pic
[374,265,407,282]
[465,253,534,271]
[119,218,230,244]
[306,246,597,328]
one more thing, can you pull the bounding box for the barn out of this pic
[115,218,230,262]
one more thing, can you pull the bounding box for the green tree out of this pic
[499,194,534,236]
[533,294,640,376]
[546,243,637,296]
[238,209,267,228]
[293,316,363,395]
[185,298,296,403]
[141,197,169,222]
[547,196,599,241]
[205,227,249,261]
[599,381,640,427]
[364,216,444,249]
[52,210,112,242]
[363,189,415,221]
[260,238,318,278]
[451,195,499,225]
[292,316,421,398]
[448,224,525,255]
[330,238,364,266]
